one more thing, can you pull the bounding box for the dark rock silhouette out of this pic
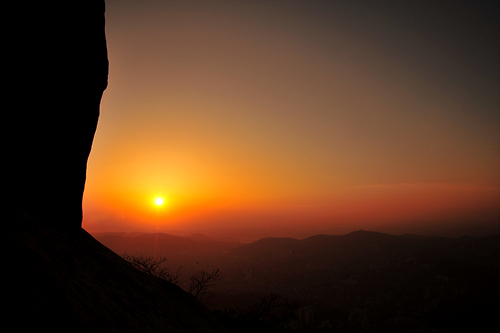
[5,209,228,333]
[2,1,108,233]
[2,2,229,332]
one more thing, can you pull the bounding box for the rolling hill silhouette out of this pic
[97,232,243,257]
[224,230,499,332]
[91,229,499,331]
[5,207,228,333]
[230,230,449,261]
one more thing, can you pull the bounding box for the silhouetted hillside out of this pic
[218,230,499,332]
[229,230,449,264]
[97,232,243,258]
[93,228,500,331]
[227,237,300,258]
[5,208,228,333]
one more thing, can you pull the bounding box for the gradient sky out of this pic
[83,0,499,237]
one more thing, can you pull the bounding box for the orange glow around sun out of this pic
[81,1,499,236]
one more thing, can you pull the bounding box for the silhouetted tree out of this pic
[123,254,220,306]
[123,253,181,284]
[250,292,281,321]
[188,268,220,306]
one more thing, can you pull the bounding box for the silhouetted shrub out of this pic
[188,268,220,306]
[123,254,220,306]
[123,253,181,284]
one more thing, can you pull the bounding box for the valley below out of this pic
[95,230,499,332]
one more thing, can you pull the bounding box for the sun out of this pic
[154,197,164,206]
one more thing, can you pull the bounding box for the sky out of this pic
[83,0,499,238]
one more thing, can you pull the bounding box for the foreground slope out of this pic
[5,207,228,333]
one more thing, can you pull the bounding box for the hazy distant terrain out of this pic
[96,230,500,332]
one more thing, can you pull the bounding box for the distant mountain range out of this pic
[96,232,244,257]
[95,229,500,332]
[96,229,500,268]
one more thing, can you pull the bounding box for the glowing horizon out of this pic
[83,1,499,237]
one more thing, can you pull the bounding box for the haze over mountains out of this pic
[96,230,499,332]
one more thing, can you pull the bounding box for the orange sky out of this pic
[83,0,499,237]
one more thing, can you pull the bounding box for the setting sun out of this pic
[82,0,499,238]
[154,197,164,206]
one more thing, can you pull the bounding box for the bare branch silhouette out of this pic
[188,268,220,306]
[123,253,181,284]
